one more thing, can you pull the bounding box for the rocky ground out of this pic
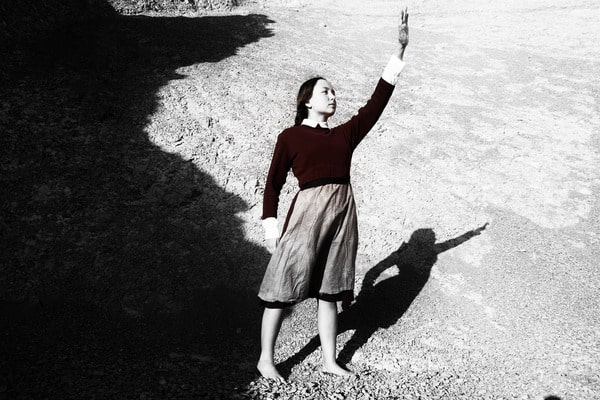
[1,0,599,399]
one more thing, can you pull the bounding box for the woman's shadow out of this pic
[279,223,488,376]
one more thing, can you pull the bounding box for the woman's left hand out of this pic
[398,8,409,48]
[396,7,409,60]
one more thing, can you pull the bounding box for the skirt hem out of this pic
[258,290,354,309]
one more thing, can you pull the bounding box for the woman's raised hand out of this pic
[398,8,409,49]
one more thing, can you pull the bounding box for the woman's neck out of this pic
[307,111,330,123]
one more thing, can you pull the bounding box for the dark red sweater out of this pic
[262,78,395,219]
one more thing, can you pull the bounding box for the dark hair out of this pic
[294,76,325,126]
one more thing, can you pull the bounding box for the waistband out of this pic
[299,176,350,190]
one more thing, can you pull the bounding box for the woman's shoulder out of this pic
[278,125,307,138]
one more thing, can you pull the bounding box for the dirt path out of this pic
[2,0,599,399]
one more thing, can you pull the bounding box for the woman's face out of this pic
[306,79,336,119]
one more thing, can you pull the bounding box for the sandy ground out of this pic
[150,0,599,397]
[2,0,599,398]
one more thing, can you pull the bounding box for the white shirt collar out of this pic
[301,119,329,128]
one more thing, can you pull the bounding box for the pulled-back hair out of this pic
[294,76,325,126]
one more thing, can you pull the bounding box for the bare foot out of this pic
[321,362,355,377]
[257,359,285,381]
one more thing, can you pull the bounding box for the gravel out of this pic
[1,0,598,399]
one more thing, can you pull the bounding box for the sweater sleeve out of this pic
[262,133,292,219]
[336,78,396,150]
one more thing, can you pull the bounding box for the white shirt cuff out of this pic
[381,55,406,85]
[262,217,280,239]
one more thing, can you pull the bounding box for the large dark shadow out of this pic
[1,5,274,398]
[279,223,488,376]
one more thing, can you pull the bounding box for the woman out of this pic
[257,9,410,380]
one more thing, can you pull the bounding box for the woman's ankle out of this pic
[257,359,284,380]
[322,360,355,376]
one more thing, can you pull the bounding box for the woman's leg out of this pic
[257,307,285,380]
[317,299,355,376]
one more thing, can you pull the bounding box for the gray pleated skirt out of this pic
[258,183,358,308]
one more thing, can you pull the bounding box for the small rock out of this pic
[34,184,52,201]
[191,354,213,362]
